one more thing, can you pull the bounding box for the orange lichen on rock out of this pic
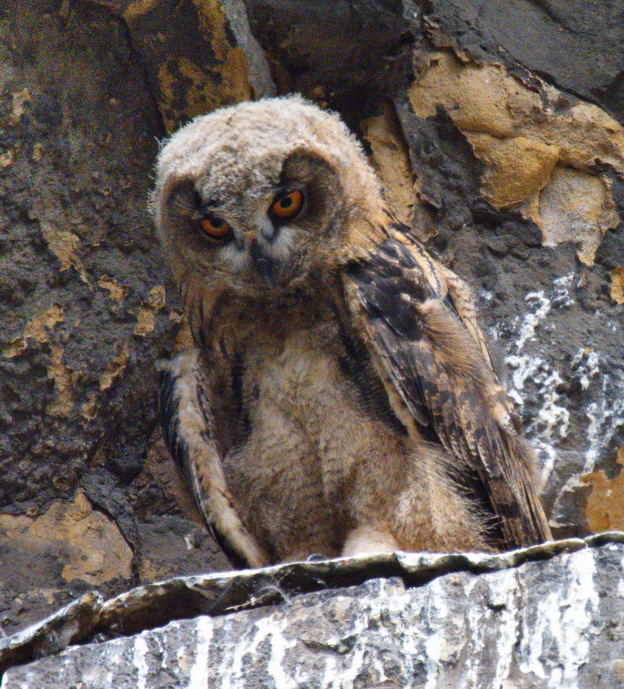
[156,0,253,133]
[610,267,624,304]
[582,447,624,532]
[538,167,618,266]
[467,134,559,208]
[134,285,166,337]
[40,220,90,283]
[408,51,623,265]
[0,149,15,168]
[10,87,31,125]
[362,103,417,226]
[2,304,64,358]
[99,344,130,391]
[98,276,127,308]
[0,491,132,586]
[46,345,76,418]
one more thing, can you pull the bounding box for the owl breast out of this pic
[207,296,489,563]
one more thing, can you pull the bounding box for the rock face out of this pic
[422,0,624,126]
[0,0,623,666]
[2,535,624,688]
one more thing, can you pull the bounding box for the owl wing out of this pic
[159,348,270,569]
[342,229,551,550]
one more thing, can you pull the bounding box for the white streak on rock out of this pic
[582,364,624,473]
[187,617,213,689]
[572,347,600,391]
[533,440,559,489]
[506,354,570,440]
[503,272,623,481]
[515,290,551,352]
[423,577,449,689]
[153,631,168,673]
[505,276,573,445]
[258,616,294,689]
[134,634,149,689]
[489,571,521,688]
[314,580,406,688]
[220,612,296,689]
[462,577,488,688]
[555,548,599,687]
[513,276,572,353]
[89,641,124,688]
[551,274,575,308]
[519,549,598,687]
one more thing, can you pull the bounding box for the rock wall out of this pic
[0,0,622,654]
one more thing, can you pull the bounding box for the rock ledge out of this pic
[2,532,624,687]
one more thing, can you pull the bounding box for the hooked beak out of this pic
[248,235,280,286]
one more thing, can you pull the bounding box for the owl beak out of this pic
[248,235,280,286]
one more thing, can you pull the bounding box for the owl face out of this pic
[152,97,383,294]
[164,145,344,290]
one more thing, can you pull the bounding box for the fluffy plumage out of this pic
[151,96,551,568]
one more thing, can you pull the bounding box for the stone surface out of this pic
[244,0,419,110]
[3,535,624,687]
[0,592,102,676]
[423,0,624,126]
[89,0,256,133]
[407,51,623,265]
[0,491,132,587]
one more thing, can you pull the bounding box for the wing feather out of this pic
[343,230,551,550]
[159,349,270,568]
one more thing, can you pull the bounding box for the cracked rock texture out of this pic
[3,537,624,688]
[0,0,623,672]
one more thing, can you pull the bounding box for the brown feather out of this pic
[342,227,552,549]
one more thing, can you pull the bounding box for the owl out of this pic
[151,96,551,568]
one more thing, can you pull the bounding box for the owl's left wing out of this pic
[342,229,551,551]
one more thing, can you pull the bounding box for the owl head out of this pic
[151,97,385,297]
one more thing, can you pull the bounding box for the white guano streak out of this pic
[479,570,521,688]
[503,275,574,482]
[582,364,624,473]
[134,633,150,689]
[187,616,213,689]
[423,577,450,689]
[219,613,296,689]
[507,278,574,437]
[518,549,599,688]
[322,581,406,688]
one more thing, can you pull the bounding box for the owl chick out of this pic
[151,96,551,568]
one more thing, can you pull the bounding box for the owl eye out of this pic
[270,190,304,220]
[198,214,232,239]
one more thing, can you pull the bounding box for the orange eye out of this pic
[199,215,231,239]
[271,190,304,219]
